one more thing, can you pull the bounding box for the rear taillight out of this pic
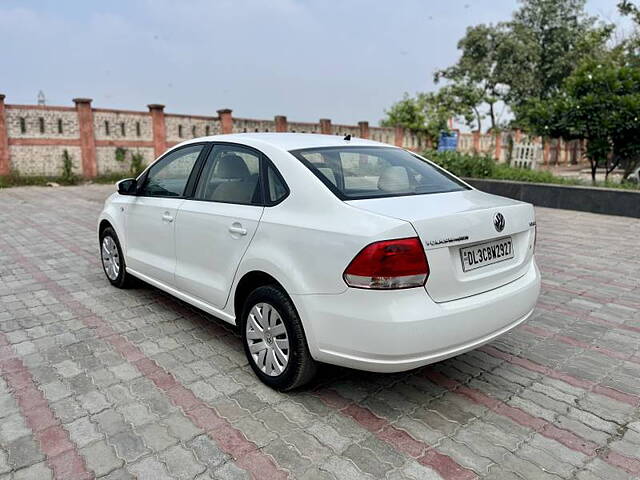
[343,237,429,289]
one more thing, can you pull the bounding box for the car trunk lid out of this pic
[346,189,536,302]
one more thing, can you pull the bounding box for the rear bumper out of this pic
[292,260,540,373]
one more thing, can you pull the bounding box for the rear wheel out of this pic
[100,227,134,288]
[241,285,317,390]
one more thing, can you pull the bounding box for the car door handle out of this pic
[228,224,247,236]
[162,212,174,223]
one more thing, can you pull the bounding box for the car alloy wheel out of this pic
[101,235,121,281]
[245,302,290,376]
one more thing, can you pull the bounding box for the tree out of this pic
[520,60,640,183]
[381,92,454,145]
[618,1,640,66]
[433,0,612,128]
[381,94,427,134]
[619,0,640,24]
[506,0,612,111]
[436,83,488,132]
[435,24,511,131]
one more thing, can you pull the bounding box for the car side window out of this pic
[140,145,203,197]
[194,145,262,205]
[266,164,288,204]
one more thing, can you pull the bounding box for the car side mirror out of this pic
[117,178,137,195]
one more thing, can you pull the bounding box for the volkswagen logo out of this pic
[493,213,505,232]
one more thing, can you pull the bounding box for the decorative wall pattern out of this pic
[9,145,82,176]
[164,114,219,143]
[6,107,80,139]
[93,110,153,142]
[0,94,584,178]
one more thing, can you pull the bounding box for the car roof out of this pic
[174,132,395,152]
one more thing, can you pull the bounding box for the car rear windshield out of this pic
[290,146,468,200]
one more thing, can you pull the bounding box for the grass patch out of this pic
[0,173,79,188]
[0,172,134,189]
[424,150,640,191]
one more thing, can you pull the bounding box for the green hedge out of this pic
[423,150,640,190]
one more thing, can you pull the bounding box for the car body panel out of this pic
[98,133,541,374]
[125,196,184,285]
[174,200,264,308]
[292,261,540,372]
[347,190,536,302]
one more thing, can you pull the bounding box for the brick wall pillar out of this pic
[542,138,550,165]
[394,126,404,147]
[0,94,9,176]
[73,98,97,178]
[319,118,331,135]
[472,130,480,153]
[148,104,167,158]
[494,131,502,162]
[217,109,233,134]
[275,115,288,133]
[358,121,369,139]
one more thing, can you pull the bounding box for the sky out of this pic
[0,0,631,126]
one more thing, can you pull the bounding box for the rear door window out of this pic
[194,145,262,205]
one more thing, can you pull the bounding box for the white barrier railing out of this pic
[512,142,541,169]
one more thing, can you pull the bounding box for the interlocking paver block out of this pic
[109,429,149,462]
[232,416,278,448]
[213,461,252,480]
[307,422,353,454]
[102,468,135,480]
[67,416,102,448]
[93,409,130,436]
[12,461,53,480]
[3,186,640,480]
[5,435,43,470]
[80,440,123,476]
[342,443,393,477]
[321,456,373,480]
[119,403,156,427]
[79,391,110,415]
[162,411,204,442]
[188,434,229,470]
[0,415,31,443]
[262,438,312,476]
[127,456,173,480]
[159,444,206,480]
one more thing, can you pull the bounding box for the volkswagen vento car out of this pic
[98,133,540,390]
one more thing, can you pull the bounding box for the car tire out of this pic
[241,285,317,391]
[99,226,134,288]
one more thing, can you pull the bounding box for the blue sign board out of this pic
[437,131,458,152]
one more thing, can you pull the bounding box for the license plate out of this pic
[460,237,514,272]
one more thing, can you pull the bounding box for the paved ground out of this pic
[1,185,640,480]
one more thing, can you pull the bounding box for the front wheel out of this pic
[241,285,317,390]
[100,227,134,288]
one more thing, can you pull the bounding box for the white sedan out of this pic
[98,133,540,390]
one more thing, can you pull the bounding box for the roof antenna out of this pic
[344,134,351,141]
